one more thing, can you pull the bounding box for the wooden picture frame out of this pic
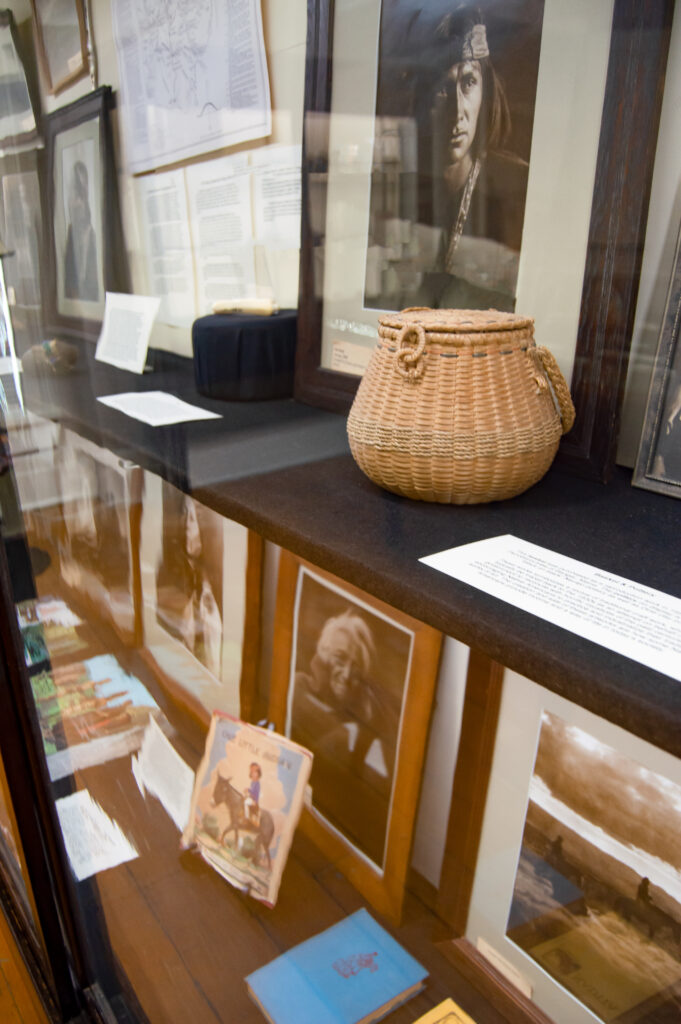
[0,149,44,317]
[43,86,129,340]
[30,0,90,95]
[139,473,263,730]
[55,427,143,649]
[633,221,681,500]
[269,550,442,923]
[437,664,681,1023]
[295,0,672,482]
[0,10,39,151]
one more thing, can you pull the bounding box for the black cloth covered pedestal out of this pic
[192,311,297,401]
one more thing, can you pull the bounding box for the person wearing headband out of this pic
[417,6,529,310]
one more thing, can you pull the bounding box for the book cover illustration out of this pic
[182,712,312,907]
[411,998,477,1024]
[17,596,89,665]
[246,907,428,1024]
[30,653,164,781]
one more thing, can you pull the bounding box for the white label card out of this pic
[420,535,681,682]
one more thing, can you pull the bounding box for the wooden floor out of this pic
[0,905,49,1024]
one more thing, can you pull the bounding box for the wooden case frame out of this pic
[295,0,673,483]
[268,550,442,923]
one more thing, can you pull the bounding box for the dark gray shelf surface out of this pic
[22,342,681,758]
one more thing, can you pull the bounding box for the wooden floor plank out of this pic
[0,907,49,1024]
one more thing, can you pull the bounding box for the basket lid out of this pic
[379,307,534,334]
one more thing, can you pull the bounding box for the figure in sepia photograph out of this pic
[156,488,223,678]
[288,571,411,866]
[365,0,543,312]
[64,157,99,301]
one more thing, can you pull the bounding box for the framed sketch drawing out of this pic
[30,0,90,94]
[139,474,263,728]
[633,222,681,500]
[44,86,129,339]
[269,551,442,923]
[295,0,672,482]
[0,11,39,150]
[440,668,681,1023]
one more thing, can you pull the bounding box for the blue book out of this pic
[246,908,428,1024]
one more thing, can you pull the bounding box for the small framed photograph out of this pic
[43,86,129,339]
[269,551,442,922]
[30,0,90,95]
[56,428,143,648]
[441,668,681,1023]
[633,223,681,499]
[140,475,263,727]
[0,11,39,150]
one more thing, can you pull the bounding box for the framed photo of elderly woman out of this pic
[633,223,681,500]
[269,550,442,923]
[44,86,129,340]
[296,0,672,482]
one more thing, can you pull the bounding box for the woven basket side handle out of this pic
[536,346,576,434]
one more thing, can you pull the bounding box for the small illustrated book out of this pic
[411,997,477,1023]
[182,712,312,907]
[245,907,428,1023]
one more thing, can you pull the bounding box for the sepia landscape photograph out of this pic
[507,710,681,1022]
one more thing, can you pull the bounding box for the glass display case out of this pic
[0,1,678,1023]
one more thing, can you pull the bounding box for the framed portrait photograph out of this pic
[269,551,442,922]
[0,11,39,151]
[44,86,129,339]
[0,150,44,310]
[139,474,263,727]
[30,0,90,95]
[440,668,681,1023]
[633,222,681,500]
[55,428,143,648]
[295,0,672,481]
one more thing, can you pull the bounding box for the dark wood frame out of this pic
[435,650,553,1023]
[30,0,89,95]
[43,86,129,341]
[633,221,681,499]
[0,10,40,151]
[268,550,442,924]
[295,0,673,483]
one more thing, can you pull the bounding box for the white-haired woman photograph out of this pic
[287,570,413,867]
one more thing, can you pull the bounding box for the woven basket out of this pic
[347,308,575,504]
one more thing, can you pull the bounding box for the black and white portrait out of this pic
[506,711,681,1022]
[286,569,413,867]
[62,141,99,301]
[364,0,544,312]
[155,485,224,680]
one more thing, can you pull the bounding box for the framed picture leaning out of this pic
[633,220,681,500]
[268,550,442,923]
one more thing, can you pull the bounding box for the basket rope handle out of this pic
[536,346,575,434]
[395,323,426,381]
